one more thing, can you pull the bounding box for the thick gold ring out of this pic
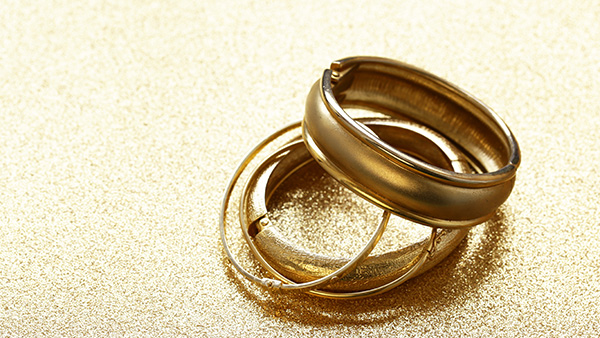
[303,56,521,228]
[238,118,471,298]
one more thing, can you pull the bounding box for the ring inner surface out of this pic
[332,64,510,173]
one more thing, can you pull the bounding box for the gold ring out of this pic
[220,121,389,294]
[303,56,521,228]
[222,118,471,298]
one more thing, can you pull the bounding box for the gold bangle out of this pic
[303,56,521,228]
[237,118,472,298]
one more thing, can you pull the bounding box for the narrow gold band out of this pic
[220,121,391,294]
[303,56,521,228]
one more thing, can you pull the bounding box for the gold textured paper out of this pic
[0,1,598,336]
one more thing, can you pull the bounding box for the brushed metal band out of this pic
[303,56,521,228]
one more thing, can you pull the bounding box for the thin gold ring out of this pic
[220,121,391,293]
[303,56,520,229]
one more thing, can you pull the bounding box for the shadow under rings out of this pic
[220,208,510,326]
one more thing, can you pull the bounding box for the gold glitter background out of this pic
[1,1,599,336]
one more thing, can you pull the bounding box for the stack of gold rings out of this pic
[220,56,520,299]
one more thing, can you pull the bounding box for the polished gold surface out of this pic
[1,0,598,336]
[303,57,520,228]
[237,119,471,297]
